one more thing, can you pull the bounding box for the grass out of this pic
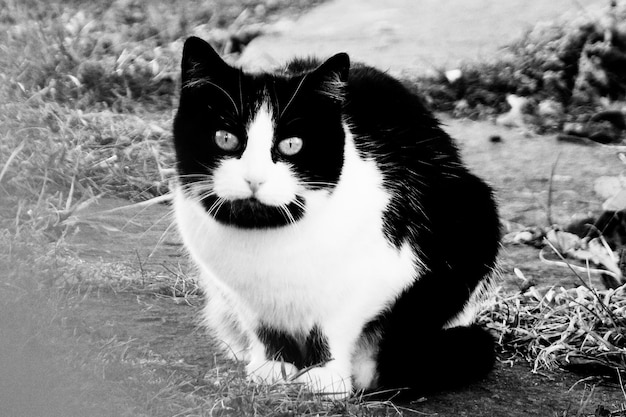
[1,0,626,415]
[479,269,626,380]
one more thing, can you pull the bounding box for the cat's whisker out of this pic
[199,162,216,172]
[284,205,297,226]
[290,198,307,215]
[207,196,226,217]
[179,181,214,193]
[148,217,179,259]
[197,189,218,200]
[135,207,175,240]
[178,179,218,201]
[176,174,213,181]
[238,71,244,117]
[279,73,309,120]
[278,203,299,230]
[199,192,219,203]
[271,80,280,118]
[192,184,217,197]
[195,79,241,117]
[195,192,215,204]
[213,197,230,218]
[177,182,212,195]
[212,198,229,219]
[283,117,306,128]
[300,181,338,189]
[118,196,171,233]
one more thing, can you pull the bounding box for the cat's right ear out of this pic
[181,37,232,87]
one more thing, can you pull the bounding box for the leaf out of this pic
[67,74,82,88]
[594,175,623,200]
[545,229,581,254]
[587,238,622,279]
[568,238,623,282]
[602,188,626,211]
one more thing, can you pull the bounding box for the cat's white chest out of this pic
[174,137,420,332]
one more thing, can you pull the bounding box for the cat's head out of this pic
[174,37,350,229]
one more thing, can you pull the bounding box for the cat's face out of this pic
[174,37,350,229]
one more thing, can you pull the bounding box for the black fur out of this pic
[174,37,500,396]
[343,63,500,396]
[257,325,331,369]
[211,197,306,229]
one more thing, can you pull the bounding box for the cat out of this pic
[173,36,501,399]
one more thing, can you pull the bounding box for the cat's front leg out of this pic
[246,342,299,384]
[295,328,355,399]
[296,361,353,400]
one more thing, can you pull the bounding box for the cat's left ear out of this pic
[181,36,234,86]
[310,52,350,102]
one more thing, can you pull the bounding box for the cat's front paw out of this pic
[296,366,352,399]
[246,360,299,384]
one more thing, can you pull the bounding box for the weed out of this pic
[479,260,626,381]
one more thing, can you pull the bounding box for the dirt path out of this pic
[238,0,608,75]
[62,118,626,416]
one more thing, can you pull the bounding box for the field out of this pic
[1,1,626,416]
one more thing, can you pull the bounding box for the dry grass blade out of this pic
[94,193,174,215]
[479,280,626,379]
[546,152,561,226]
[0,139,26,184]
[544,238,620,326]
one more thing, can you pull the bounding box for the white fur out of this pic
[174,115,422,395]
[444,273,496,329]
[213,103,299,206]
[351,331,381,390]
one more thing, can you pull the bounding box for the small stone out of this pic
[496,95,528,128]
[445,69,462,84]
[562,122,587,136]
[537,99,562,115]
[254,4,267,18]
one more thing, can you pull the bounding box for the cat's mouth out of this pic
[201,195,305,229]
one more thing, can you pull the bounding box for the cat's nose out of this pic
[245,179,265,193]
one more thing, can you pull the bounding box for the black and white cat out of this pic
[173,36,500,399]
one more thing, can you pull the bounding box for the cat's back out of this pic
[343,64,458,164]
[333,61,499,264]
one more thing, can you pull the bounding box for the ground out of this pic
[6,119,621,417]
[2,0,626,416]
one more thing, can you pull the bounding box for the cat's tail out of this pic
[373,324,496,399]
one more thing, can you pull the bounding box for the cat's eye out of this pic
[277,137,303,156]
[214,130,240,151]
